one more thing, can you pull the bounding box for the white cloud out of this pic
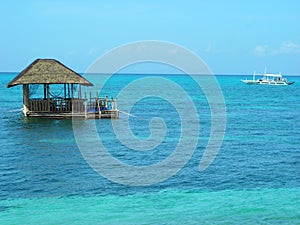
[88,48,100,56]
[278,41,300,54]
[253,45,268,57]
[253,41,300,56]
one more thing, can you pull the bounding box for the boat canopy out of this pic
[255,73,282,78]
[263,73,282,78]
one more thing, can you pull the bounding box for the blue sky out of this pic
[1,0,300,74]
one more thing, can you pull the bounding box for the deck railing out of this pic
[28,98,86,113]
[27,96,118,119]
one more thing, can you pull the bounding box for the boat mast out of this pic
[264,67,267,80]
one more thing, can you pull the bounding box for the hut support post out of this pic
[47,84,50,112]
[78,85,82,99]
[68,84,70,98]
[96,92,98,110]
[71,84,74,98]
[44,84,47,99]
[23,84,29,116]
[64,84,67,99]
[84,100,87,119]
[90,92,92,107]
[97,99,101,118]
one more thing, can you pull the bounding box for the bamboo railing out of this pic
[27,94,118,118]
[28,98,85,113]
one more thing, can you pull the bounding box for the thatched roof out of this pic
[7,59,93,88]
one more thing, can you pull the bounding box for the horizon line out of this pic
[1,72,300,76]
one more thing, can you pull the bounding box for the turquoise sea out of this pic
[0,73,299,224]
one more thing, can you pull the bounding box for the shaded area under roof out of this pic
[7,59,93,88]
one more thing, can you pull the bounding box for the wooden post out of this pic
[33,100,37,112]
[64,84,67,99]
[84,92,87,111]
[78,86,80,99]
[23,84,29,115]
[84,100,87,119]
[71,84,74,98]
[67,84,70,98]
[96,92,98,110]
[78,85,82,99]
[90,91,92,109]
[46,84,50,99]
[97,99,101,118]
[47,84,50,112]
[115,97,118,110]
[60,100,63,112]
[44,84,47,99]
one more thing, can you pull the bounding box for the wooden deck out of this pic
[24,97,119,119]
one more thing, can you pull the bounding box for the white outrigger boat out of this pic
[242,70,294,85]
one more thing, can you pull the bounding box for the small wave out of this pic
[7,108,22,112]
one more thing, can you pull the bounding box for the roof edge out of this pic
[7,59,94,88]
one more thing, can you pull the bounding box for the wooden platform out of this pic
[85,110,119,119]
[6,58,120,120]
[24,110,119,119]
[23,96,119,119]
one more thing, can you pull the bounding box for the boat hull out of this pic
[241,80,294,85]
[242,70,294,86]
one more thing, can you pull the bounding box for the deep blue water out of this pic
[0,73,299,224]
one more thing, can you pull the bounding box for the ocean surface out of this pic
[0,73,299,224]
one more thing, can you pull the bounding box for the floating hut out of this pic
[7,59,118,119]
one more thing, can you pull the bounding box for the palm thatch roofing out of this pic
[7,59,93,88]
